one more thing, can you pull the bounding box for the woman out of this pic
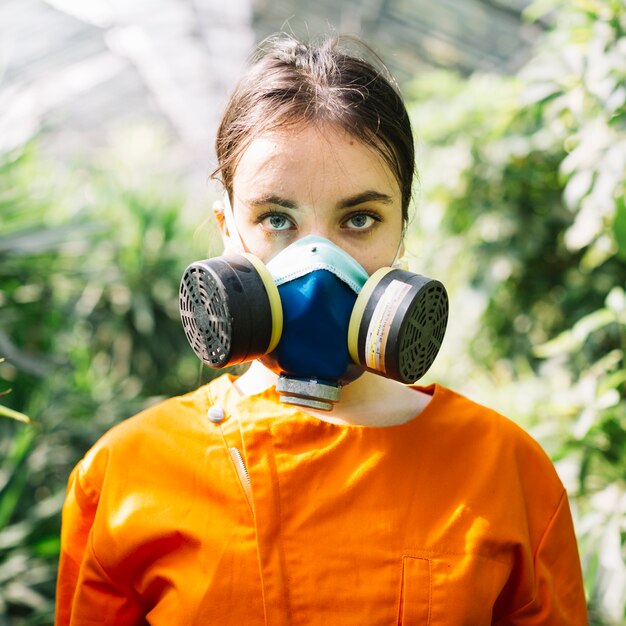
[56,34,588,625]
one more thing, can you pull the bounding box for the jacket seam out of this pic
[267,427,295,622]
[76,460,102,502]
[88,530,144,607]
[74,461,144,609]
[402,547,513,566]
[493,488,567,623]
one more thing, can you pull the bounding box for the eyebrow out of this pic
[338,191,394,209]
[247,191,394,211]
[247,195,297,210]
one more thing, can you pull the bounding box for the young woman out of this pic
[56,34,588,625]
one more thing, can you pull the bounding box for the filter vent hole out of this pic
[179,266,232,367]
[398,283,448,382]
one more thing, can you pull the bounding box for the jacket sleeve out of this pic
[55,461,143,626]
[494,490,588,626]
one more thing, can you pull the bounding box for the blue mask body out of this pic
[262,236,369,384]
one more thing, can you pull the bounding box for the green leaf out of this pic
[0,222,104,257]
[534,308,616,357]
[0,404,30,423]
[33,535,61,557]
[0,427,36,528]
[613,196,626,261]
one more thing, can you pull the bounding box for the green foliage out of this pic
[407,1,626,623]
[0,384,30,424]
[0,406,29,423]
[0,133,217,624]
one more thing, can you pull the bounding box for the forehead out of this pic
[232,122,400,197]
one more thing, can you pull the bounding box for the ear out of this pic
[212,198,229,243]
[213,196,245,253]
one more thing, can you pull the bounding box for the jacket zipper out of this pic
[229,446,253,511]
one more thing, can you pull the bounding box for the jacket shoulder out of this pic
[428,384,565,494]
[74,383,220,494]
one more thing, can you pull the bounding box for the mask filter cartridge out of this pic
[348,267,448,384]
[179,253,282,367]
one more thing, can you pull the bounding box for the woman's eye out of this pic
[260,213,294,231]
[344,213,378,230]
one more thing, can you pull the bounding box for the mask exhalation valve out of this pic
[275,375,341,411]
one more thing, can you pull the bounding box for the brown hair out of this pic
[214,33,415,224]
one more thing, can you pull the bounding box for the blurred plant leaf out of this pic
[0,360,30,422]
[0,223,105,256]
[533,308,616,357]
[0,404,30,423]
[613,197,626,261]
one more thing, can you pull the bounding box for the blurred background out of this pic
[1,0,625,623]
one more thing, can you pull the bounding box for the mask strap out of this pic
[222,192,246,253]
[391,238,408,270]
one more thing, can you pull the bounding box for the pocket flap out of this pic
[399,556,431,625]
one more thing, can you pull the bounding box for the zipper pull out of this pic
[229,447,253,512]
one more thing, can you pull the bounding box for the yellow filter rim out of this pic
[347,267,394,365]
[241,253,283,353]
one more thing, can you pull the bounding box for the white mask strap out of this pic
[222,192,246,253]
[391,237,408,270]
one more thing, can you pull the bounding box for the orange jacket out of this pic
[56,375,587,625]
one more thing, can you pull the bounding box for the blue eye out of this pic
[344,213,378,230]
[261,213,293,231]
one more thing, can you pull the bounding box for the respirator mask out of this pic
[179,206,449,411]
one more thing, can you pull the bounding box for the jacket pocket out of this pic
[398,556,431,625]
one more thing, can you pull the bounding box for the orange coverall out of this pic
[56,375,588,625]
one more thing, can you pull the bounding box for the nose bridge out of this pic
[307,225,333,243]
[301,205,337,246]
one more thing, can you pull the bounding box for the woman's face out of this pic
[227,122,404,276]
